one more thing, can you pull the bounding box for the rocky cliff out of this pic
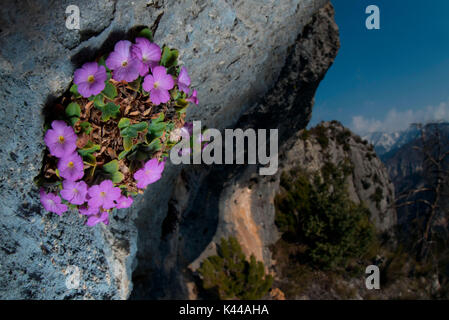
[0,0,333,299]
[296,122,397,232]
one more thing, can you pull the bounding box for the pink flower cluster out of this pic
[104,39,198,106]
[40,120,165,227]
[74,38,199,105]
[40,36,198,227]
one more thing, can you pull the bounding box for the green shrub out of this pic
[198,237,273,300]
[275,163,375,270]
[370,187,383,210]
[300,129,310,141]
[311,125,329,149]
[336,129,351,146]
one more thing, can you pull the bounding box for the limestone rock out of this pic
[0,0,330,299]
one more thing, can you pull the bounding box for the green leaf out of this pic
[103,159,124,183]
[120,126,138,138]
[70,84,81,98]
[66,102,81,118]
[148,138,162,152]
[160,46,179,68]
[93,94,106,107]
[98,102,120,121]
[110,171,124,183]
[176,106,188,114]
[138,28,153,42]
[83,154,97,166]
[123,136,133,151]
[166,122,175,132]
[131,122,148,132]
[147,113,166,140]
[69,116,80,126]
[103,159,119,174]
[118,117,131,130]
[102,82,117,100]
[118,150,129,160]
[77,142,101,156]
[80,122,92,134]
[153,112,165,122]
[175,98,189,108]
[120,122,148,138]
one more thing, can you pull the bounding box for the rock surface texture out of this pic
[0,0,331,299]
[129,3,341,299]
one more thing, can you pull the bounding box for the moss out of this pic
[198,237,273,300]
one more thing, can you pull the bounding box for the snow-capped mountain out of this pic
[363,123,422,158]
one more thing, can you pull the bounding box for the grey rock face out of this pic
[0,0,329,299]
[128,3,340,299]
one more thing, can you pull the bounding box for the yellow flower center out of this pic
[87,75,95,83]
[153,81,159,89]
[122,61,128,67]
[58,136,65,143]
[100,192,106,197]
[73,188,78,194]
[68,161,74,168]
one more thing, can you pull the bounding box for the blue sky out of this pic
[310,0,449,134]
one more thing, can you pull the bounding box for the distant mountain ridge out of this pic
[363,122,447,160]
[373,122,449,226]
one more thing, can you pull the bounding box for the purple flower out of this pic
[134,158,165,189]
[86,210,110,227]
[186,89,199,105]
[177,66,191,94]
[79,204,99,216]
[39,188,68,216]
[58,153,84,181]
[44,120,77,158]
[73,62,107,98]
[87,180,121,210]
[142,66,174,105]
[132,37,161,76]
[60,180,88,205]
[115,195,134,209]
[106,40,142,82]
